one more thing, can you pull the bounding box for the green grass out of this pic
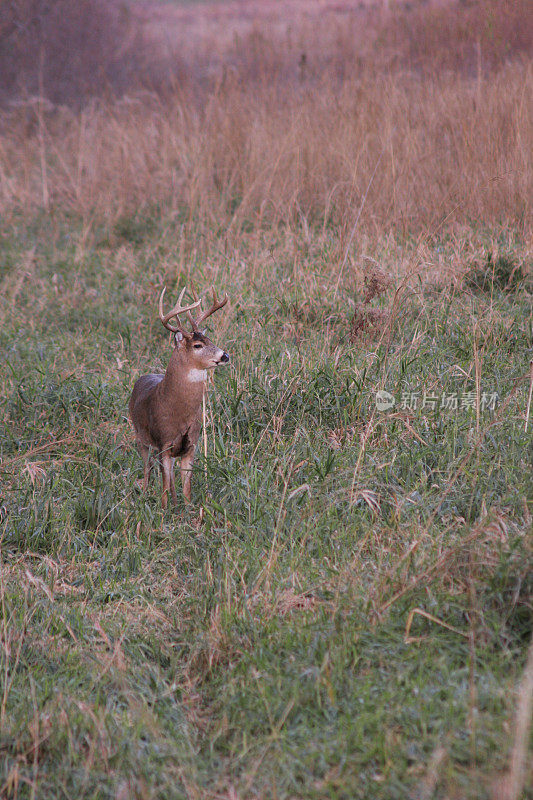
[0,214,531,799]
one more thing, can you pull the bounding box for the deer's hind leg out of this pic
[137,442,153,491]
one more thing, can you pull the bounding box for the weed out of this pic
[466,252,530,293]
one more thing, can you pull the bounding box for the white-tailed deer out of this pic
[129,286,229,508]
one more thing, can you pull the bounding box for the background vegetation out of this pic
[0,0,531,797]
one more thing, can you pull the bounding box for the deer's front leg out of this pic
[178,423,201,504]
[168,458,179,507]
[180,446,196,503]
[160,451,174,510]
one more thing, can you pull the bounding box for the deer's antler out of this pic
[158,287,201,335]
[188,287,228,331]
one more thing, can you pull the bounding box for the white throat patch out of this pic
[187,368,207,383]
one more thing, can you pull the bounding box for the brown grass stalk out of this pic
[0,61,530,241]
[493,635,533,800]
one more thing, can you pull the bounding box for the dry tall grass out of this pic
[1,65,530,236]
[0,0,531,241]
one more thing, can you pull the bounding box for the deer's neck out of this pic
[160,349,206,404]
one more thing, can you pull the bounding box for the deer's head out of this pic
[158,286,230,371]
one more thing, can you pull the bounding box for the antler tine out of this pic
[190,284,200,303]
[158,286,201,333]
[193,287,229,327]
[186,284,202,331]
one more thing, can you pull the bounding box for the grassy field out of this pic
[1,214,531,798]
[1,0,532,797]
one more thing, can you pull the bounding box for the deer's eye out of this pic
[193,343,203,349]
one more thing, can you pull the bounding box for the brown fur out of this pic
[129,329,229,508]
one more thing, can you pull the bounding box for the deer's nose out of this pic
[219,352,230,363]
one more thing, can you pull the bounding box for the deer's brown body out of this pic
[129,287,229,507]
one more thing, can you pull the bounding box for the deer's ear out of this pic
[201,328,207,336]
[174,331,184,345]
